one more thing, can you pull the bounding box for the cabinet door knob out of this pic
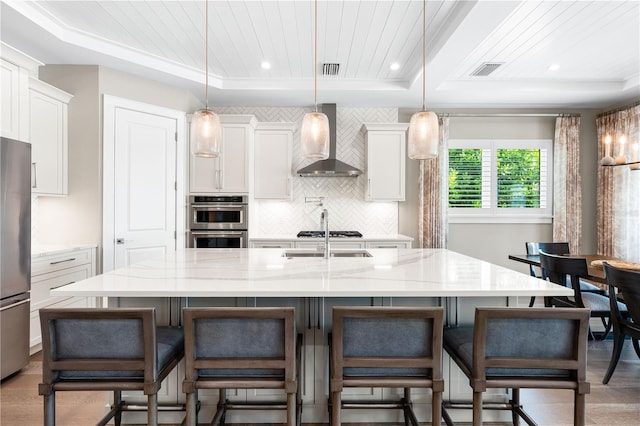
[116,238,125,244]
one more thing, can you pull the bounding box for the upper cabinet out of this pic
[363,123,408,201]
[29,78,73,196]
[1,42,40,141]
[1,43,73,196]
[253,122,295,200]
[189,115,256,194]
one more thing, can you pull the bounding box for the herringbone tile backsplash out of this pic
[214,106,400,236]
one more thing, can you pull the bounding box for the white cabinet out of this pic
[297,240,365,249]
[1,42,40,140]
[365,240,411,249]
[29,78,72,196]
[250,240,295,248]
[30,246,97,354]
[254,122,295,199]
[363,123,408,201]
[190,115,256,194]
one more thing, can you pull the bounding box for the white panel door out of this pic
[114,108,177,268]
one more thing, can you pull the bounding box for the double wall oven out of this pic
[187,195,248,248]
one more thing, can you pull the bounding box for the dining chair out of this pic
[182,307,301,426]
[601,262,640,384]
[539,250,627,340]
[38,308,184,426]
[525,242,605,307]
[442,307,591,426]
[329,306,444,426]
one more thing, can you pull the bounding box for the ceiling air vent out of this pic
[322,63,340,76]
[470,62,504,77]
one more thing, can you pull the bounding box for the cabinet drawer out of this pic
[31,264,91,311]
[250,241,295,248]
[365,241,411,249]
[32,248,92,275]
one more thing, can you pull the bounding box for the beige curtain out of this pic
[596,104,640,262]
[419,117,449,248]
[553,116,582,253]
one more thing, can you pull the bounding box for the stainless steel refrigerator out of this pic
[1,136,31,380]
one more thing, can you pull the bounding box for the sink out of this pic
[331,250,372,257]
[282,250,372,258]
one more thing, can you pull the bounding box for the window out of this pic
[448,139,552,223]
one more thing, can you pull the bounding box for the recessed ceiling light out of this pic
[261,61,271,70]
[390,62,400,71]
[548,64,560,71]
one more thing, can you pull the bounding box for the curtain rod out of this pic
[597,99,640,118]
[437,113,579,118]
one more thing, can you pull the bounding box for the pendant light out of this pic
[192,0,222,158]
[300,0,330,160]
[408,0,439,160]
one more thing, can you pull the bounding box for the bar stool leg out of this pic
[185,388,198,426]
[511,388,520,426]
[147,393,158,426]
[574,391,586,426]
[43,391,55,426]
[472,391,483,426]
[113,390,122,426]
[432,388,442,426]
[330,390,341,426]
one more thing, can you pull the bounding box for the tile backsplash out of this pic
[213,106,400,236]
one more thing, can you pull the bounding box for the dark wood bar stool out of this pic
[182,307,301,426]
[38,308,184,426]
[602,262,640,384]
[329,306,444,426]
[442,307,590,426]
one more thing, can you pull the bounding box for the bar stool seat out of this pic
[329,306,444,426]
[442,307,590,426]
[38,308,184,426]
[182,307,301,426]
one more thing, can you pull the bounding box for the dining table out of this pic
[508,253,628,290]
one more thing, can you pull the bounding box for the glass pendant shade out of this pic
[301,112,330,160]
[191,109,222,158]
[408,111,439,159]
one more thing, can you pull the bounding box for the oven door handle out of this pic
[190,231,246,236]
[191,205,245,210]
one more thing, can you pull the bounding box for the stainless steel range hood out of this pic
[297,104,362,177]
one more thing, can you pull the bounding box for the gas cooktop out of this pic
[297,231,363,238]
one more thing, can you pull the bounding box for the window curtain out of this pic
[418,117,449,248]
[553,115,582,254]
[596,104,640,262]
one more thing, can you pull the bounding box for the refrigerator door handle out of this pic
[0,298,30,312]
[31,162,37,188]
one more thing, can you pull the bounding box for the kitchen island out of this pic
[52,248,572,424]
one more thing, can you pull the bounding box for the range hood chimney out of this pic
[297,104,362,177]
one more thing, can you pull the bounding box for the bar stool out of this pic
[442,307,590,426]
[182,307,301,426]
[329,306,444,426]
[38,308,184,426]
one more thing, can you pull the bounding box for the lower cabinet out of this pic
[30,246,97,354]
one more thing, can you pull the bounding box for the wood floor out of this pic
[1,339,638,425]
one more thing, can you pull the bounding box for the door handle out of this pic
[116,238,125,244]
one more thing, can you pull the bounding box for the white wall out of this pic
[398,108,601,269]
[214,106,401,236]
[35,65,201,272]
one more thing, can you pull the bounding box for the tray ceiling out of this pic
[1,0,638,108]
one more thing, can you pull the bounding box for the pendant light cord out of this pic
[313,0,318,113]
[205,0,209,110]
[422,0,426,112]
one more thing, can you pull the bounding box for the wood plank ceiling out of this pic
[1,0,638,108]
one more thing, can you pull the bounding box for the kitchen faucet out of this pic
[321,208,330,259]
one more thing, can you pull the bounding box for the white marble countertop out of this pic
[32,243,98,258]
[51,248,572,298]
